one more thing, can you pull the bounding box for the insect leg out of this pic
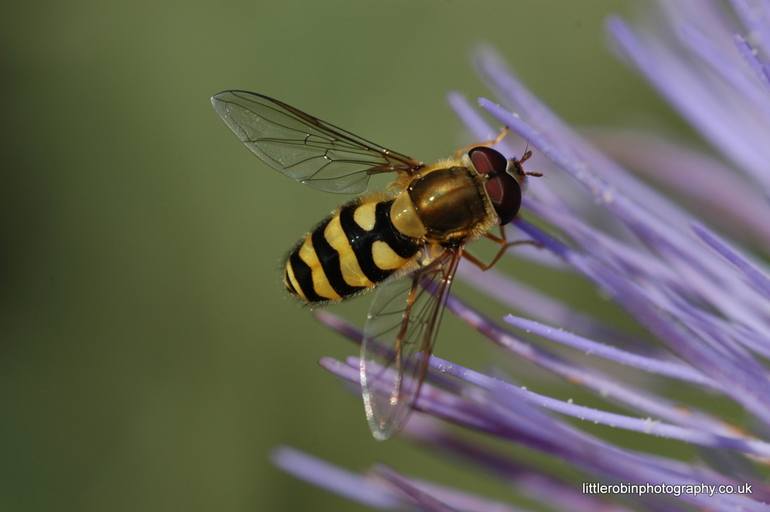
[395,278,422,351]
[465,227,542,271]
[453,126,510,158]
[482,225,507,244]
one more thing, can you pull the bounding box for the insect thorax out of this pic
[404,167,491,244]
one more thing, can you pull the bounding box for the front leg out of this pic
[453,126,509,159]
[463,227,542,271]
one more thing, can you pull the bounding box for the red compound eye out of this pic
[469,146,508,176]
[468,146,522,225]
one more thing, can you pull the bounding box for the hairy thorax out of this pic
[390,166,494,246]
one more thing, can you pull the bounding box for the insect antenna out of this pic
[510,144,542,178]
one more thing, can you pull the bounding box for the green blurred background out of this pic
[1,1,685,510]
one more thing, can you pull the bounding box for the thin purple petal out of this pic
[503,315,715,387]
[693,222,770,300]
[272,447,400,509]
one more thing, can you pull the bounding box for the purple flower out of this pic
[276,2,770,510]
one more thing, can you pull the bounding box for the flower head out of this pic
[275,2,770,510]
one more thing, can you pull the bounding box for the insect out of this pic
[211,91,541,440]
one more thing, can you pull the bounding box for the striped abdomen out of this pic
[283,196,420,303]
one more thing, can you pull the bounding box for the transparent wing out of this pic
[211,90,422,193]
[360,247,462,440]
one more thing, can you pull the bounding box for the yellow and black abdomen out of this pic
[283,196,420,304]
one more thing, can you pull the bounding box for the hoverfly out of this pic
[211,91,541,440]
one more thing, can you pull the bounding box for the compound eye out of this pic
[487,174,521,225]
[468,146,508,176]
[467,146,521,224]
